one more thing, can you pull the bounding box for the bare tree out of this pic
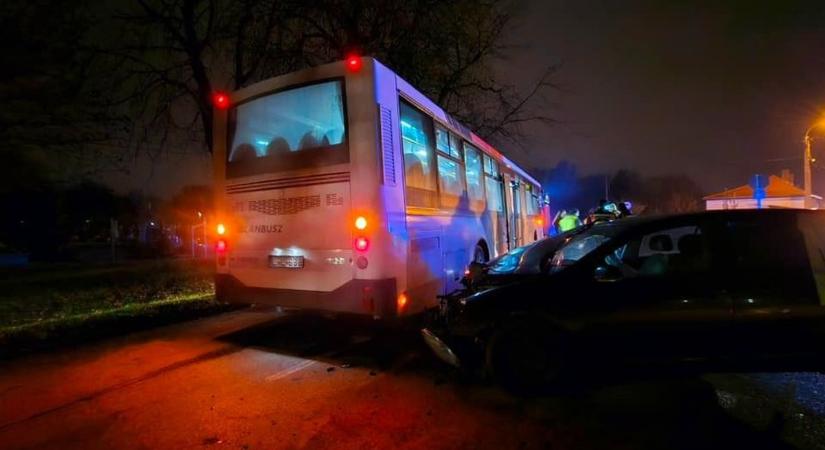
[100,0,557,155]
[0,1,134,177]
[288,0,557,146]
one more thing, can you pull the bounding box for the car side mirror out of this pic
[594,264,622,282]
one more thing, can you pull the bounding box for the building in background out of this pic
[704,170,823,210]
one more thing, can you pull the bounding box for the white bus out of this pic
[213,57,546,318]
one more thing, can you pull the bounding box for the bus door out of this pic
[509,180,522,248]
[500,175,512,251]
[482,174,508,256]
[494,177,509,255]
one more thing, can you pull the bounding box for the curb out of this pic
[0,294,237,359]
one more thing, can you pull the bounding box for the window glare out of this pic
[401,101,437,207]
[438,155,467,207]
[435,126,450,154]
[449,133,463,160]
[485,177,503,211]
[229,80,345,161]
[464,144,485,204]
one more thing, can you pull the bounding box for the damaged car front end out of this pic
[421,285,516,371]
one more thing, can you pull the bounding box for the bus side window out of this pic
[436,126,463,161]
[435,125,450,154]
[463,143,486,212]
[448,132,463,160]
[437,155,467,209]
[435,124,467,209]
[400,101,438,208]
[483,156,502,212]
[525,185,539,216]
[485,177,503,211]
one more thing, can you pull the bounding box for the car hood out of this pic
[459,276,546,311]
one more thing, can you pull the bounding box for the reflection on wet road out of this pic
[0,308,822,449]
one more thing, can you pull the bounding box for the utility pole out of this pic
[604,175,610,200]
[804,116,825,202]
[804,134,813,197]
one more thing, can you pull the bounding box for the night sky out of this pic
[109,0,825,197]
[509,0,825,193]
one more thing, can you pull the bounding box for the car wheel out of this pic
[473,244,488,263]
[485,320,567,394]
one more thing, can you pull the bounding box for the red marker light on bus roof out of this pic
[345,55,362,72]
[213,92,230,109]
[354,236,369,252]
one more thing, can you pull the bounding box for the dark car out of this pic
[422,209,825,391]
[460,233,574,291]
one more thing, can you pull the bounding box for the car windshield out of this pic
[549,222,629,272]
[487,245,530,275]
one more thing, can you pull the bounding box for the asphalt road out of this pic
[0,308,822,450]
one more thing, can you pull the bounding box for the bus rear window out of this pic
[226,79,348,178]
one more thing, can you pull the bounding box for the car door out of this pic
[578,218,734,364]
[719,212,825,369]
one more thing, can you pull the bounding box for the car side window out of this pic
[721,216,817,305]
[605,224,709,279]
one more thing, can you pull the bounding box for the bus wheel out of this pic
[473,244,488,263]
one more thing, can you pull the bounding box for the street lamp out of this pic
[804,116,825,196]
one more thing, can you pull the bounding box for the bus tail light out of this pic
[354,236,369,252]
[397,292,408,312]
[213,92,230,109]
[216,239,228,265]
[354,216,367,230]
[216,223,226,235]
[345,55,362,72]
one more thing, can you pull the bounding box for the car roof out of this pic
[581,208,824,237]
[622,208,821,223]
[638,208,822,223]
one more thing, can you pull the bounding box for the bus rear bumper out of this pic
[215,274,398,317]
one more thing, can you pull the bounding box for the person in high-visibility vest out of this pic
[558,209,582,232]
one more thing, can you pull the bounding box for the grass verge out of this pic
[0,292,235,359]
[0,260,236,359]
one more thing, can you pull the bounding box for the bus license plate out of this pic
[269,255,304,269]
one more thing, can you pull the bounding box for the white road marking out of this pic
[261,333,380,382]
[265,359,317,382]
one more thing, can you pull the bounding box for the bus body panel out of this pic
[222,177,353,291]
[214,58,544,318]
[214,60,395,316]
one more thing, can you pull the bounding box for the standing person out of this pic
[553,210,568,235]
[589,201,617,224]
[617,201,632,218]
[558,209,582,232]
[623,201,634,216]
